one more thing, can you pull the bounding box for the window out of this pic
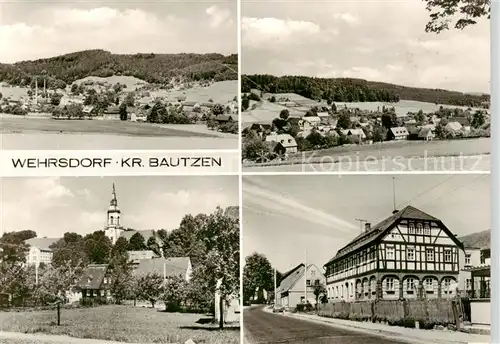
[407,248,415,260]
[409,223,415,234]
[444,249,452,262]
[424,224,431,235]
[406,278,415,291]
[385,278,395,291]
[465,253,471,266]
[424,278,434,291]
[466,279,471,290]
[426,248,434,261]
[416,223,423,234]
[386,246,394,260]
[306,279,311,287]
[314,279,320,286]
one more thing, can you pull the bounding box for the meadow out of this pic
[0,305,239,344]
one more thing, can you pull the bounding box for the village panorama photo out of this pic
[242,174,491,344]
[0,176,240,344]
[0,1,238,150]
[240,0,491,172]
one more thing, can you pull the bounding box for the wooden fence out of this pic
[317,298,463,329]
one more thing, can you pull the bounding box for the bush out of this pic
[296,303,314,313]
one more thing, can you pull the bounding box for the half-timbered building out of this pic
[324,205,464,302]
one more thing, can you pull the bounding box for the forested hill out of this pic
[0,50,238,89]
[242,74,490,108]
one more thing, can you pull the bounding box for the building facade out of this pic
[276,263,326,308]
[324,206,464,302]
[25,238,60,266]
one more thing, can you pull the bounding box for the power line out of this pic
[396,174,458,209]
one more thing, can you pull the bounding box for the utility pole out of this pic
[274,268,277,307]
[355,218,368,233]
[392,177,397,211]
[304,248,307,304]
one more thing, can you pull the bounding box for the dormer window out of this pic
[416,223,423,234]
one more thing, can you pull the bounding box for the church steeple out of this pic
[110,183,118,207]
[105,183,122,245]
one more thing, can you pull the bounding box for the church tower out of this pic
[104,183,122,245]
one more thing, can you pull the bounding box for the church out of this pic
[103,183,159,246]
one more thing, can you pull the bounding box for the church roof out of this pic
[133,257,191,279]
[120,230,157,242]
[25,237,60,251]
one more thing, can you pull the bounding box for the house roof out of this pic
[120,230,157,242]
[265,133,297,148]
[105,106,120,114]
[325,205,464,266]
[390,127,409,136]
[458,229,490,250]
[133,257,191,278]
[75,264,108,290]
[446,121,463,131]
[277,264,305,293]
[302,116,322,123]
[317,112,330,117]
[418,127,434,138]
[25,237,60,251]
[454,117,471,126]
[215,114,234,122]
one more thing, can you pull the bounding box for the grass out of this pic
[0,305,239,344]
[0,116,216,138]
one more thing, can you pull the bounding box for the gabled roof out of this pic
[215,114,234,122]
[134,257,191,279]
[445,121,463,131]
[324,205,464,266]
[120,230,157,243]
[459,229,490,250]
[390,127,409,136]
[277,264,305,293]
[75,264,108,290]
[25,237,60,251]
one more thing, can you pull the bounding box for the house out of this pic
[215,114,235,124]
[74,264,112,300]
[247,123,272,138]
[324,206,464,303]
[418,127,435,141]
[457,229,490,295]
[458,230,490,325]
[388,127,409,140]
[445,121,463,133]
[25,237,60,266]
[454,117,471,132]
[82,105,95,116]
[134,257,193,283]
[265,133,298,154]
[275,263,326,308]
[341,129,366,140]
[301,116,321,130]
[127,250,160,264]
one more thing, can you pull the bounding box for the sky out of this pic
[0,0,237,63]
[1,176,238,238]
[243,174,491,273]
[241,0,490,93]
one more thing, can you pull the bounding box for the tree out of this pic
[243,253,274,304]
[242,136,272,162]
[313,283,327,311]
[415,110,426,125]
[128,232,147,251]
[119,103,128,121]
[112,237,129,257]
[108,253,133,304]
[337,112,351,130]
[381,113,397,129]
[71,83,79,94]
[424,0,490,34]
[161,275,188,311]
[83,231,112,264]
[135,272,164,308]
[471,112,486,129]
[211,103,225,116]
[147,236,161,257]
[242,96,250,111]
[372,125,388,142]
[199,208,239,329]
[50,92,63,106]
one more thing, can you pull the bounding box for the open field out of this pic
[73,76,147,92]
[241,96,488,126]
[0,305,239,344]
[244,138,491,172]
[0,83,30,101]
[0,115,238,149]
[152,80,237,104]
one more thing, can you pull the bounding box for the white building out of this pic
[25,237,60,266]
[104,183,123,245]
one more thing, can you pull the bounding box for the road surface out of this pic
[244,306,412,344]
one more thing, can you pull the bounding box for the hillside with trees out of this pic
[0,50,238,89]
[242,74,489,108]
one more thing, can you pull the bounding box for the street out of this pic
[244,306,413,344]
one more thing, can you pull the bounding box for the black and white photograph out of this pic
[0,176,240,344]
[242,174,491,344]
[0,1,238,150]
[240,0,491,172]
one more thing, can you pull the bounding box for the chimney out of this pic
[392,209,399,214]
[364,223,371,232]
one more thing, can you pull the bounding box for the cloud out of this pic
[205,5,233,28]
[0,5,236,63]
[332,12,359,25]
[243,178,357,233]
[242,17,322,49]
